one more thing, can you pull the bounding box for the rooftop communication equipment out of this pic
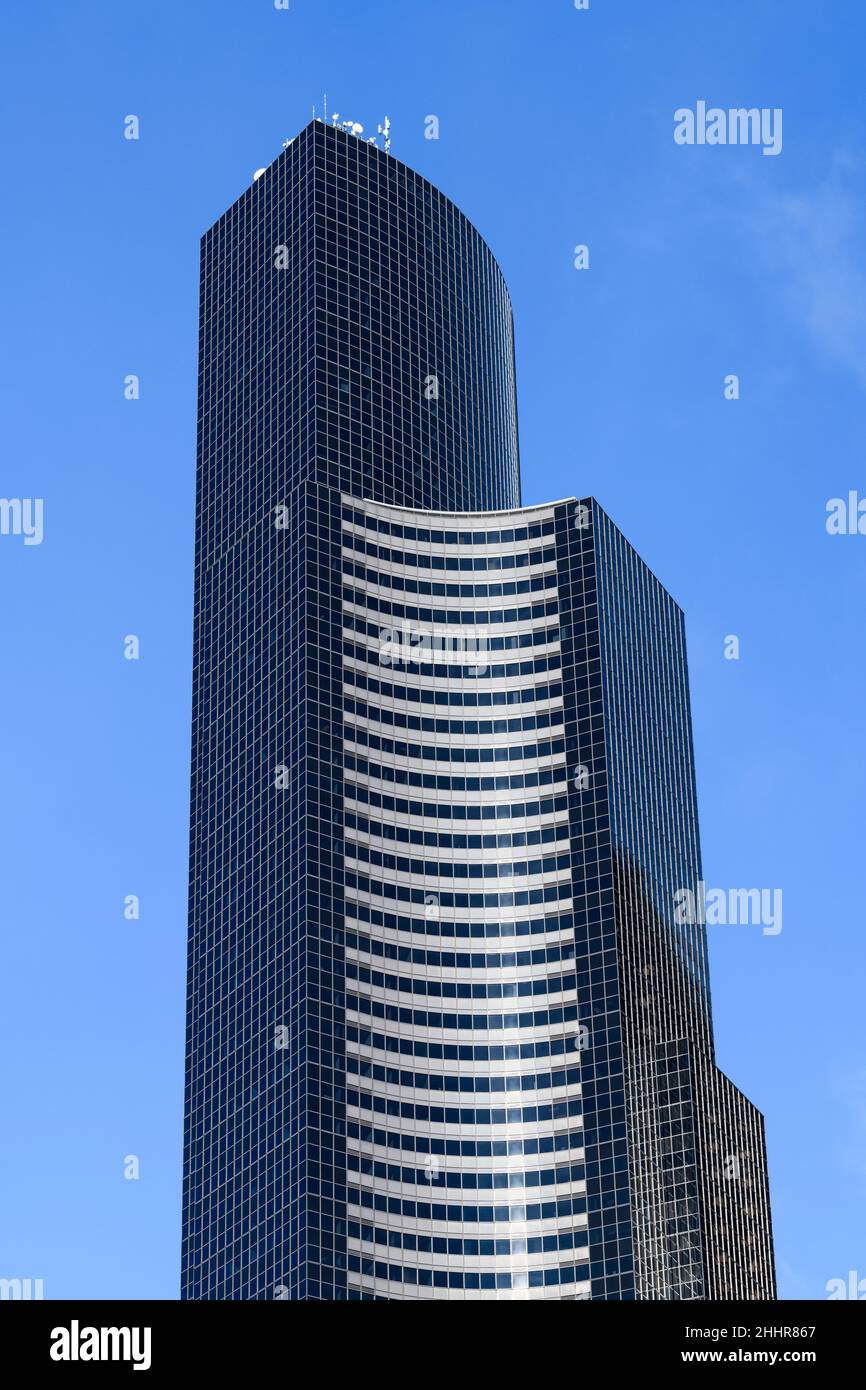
[323,103,393,152]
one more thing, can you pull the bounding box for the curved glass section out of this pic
[196,119,520,573]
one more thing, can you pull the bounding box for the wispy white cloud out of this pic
[775,1256,811,1300]
[757,152,866,388]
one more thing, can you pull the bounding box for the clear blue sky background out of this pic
[1,0,863,1301]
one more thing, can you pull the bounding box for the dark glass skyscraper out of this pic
[183,119,774,1300]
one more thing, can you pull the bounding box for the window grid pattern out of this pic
[341,496,590,1301]
[184,119,774,1301]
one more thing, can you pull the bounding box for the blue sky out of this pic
[1,0,864,1300]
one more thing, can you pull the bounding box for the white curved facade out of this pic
[341,496,590,1299]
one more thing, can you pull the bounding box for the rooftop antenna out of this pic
[327,105,365,139]
[323,93,327,123]
[377,116,392,153]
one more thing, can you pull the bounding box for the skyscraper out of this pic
[182,118,775,1300]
